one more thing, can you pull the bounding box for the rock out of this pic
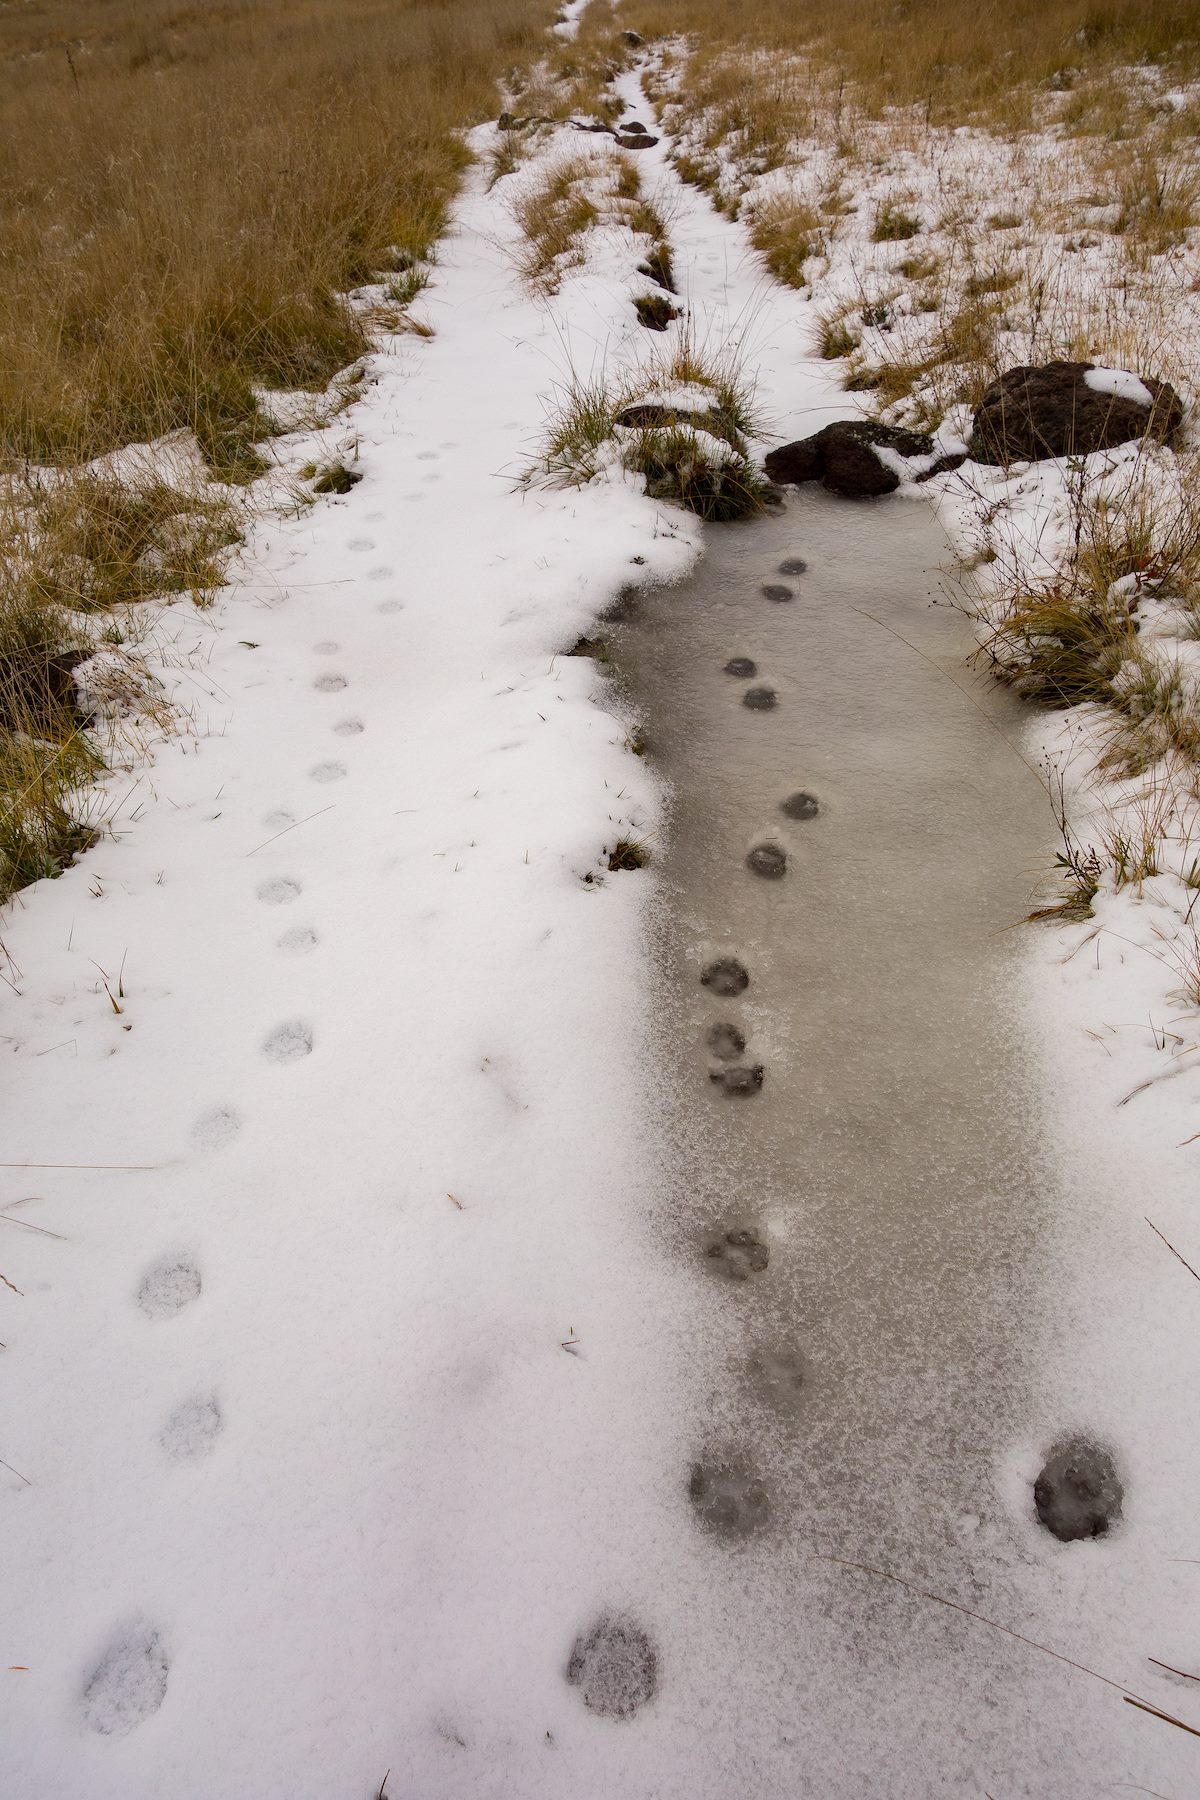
[616,402,718,432]
[1034,1437,1123,1541]
[971,361,1183,465]
[624,119,649,134]
[746,844,786,879]
[616,133,659,150]
[566,1615,657,1717]
[705,1228,769,1279]
[765,420,938,499]
[701,956,749,995]
[723,656,757,678]
[709,1063,764,1095]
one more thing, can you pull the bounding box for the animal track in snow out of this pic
[314,672,348,693]
[256,876,302,905]
[262,1019,313,1063]
[416,451,439,461]
[566,1615,657,1718]
[160,1394,223,1462]
[687,1456,771,1538]
[377,599,404,614]
[313,639,339,655]
[333,717,365,737]
[367,566,393,582]
[346,537,375,552]
[137,1255,202,1320]
[82,1621,169,1736]
[276,924,319,955]
[308,760,347,783]
[261,808,294,831]
[191,1106,241,1151]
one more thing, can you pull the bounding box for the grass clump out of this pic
[607,837,649,871]
[312,462,363,496]
[529,335,766,523]
[872,200,921,242]
[748,194,825,286]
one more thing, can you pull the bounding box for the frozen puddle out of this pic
[607,490,1188,1795]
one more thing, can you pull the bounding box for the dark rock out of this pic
[616,402,717,431]
[616,133,659,150]
[781,790,820,820]
[765,420,937,499]
[688,1458,771,1537]
[971,361,1183,465]
[710,1063,764,1095]
[706,1022,746,1059]
[743,686,777,711]
[566,1616,657,1717]
[634,293,680,332]
[705,1228,769,1280]
[746,844,786,879]
[701,956,749,995]
[723,656,757,678]
[760,583,793,602]
[1034,1437,1123,1542]
[624,119,649,134]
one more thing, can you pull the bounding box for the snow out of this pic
[1084,365,1155,407]
[7,22,1200,1799]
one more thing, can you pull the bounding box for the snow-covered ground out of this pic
[6,30,1200,1799]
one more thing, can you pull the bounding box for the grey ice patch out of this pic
[308,760,347,783]
[160,1394,223,1462]
[314,672,348,692]
[333,717,365,736]
[687,1457,771,1538]
[743,686,777,711]
[276,924,319,954]
[1034,1436,1123,1542]
[137,1255,201,1321]
[190,1106,241,1151]
[700,957,749,996]
[706,1229,769,1280]
[256,876,302,905]
[781,790,820,821]
[263,1019,313,1064]
[746,843,787,879]
[82,1621,169,1737]
[566,1615,658,1719]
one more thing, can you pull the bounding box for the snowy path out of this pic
[6,50,1200,1800]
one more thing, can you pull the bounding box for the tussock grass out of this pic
[529,334,767,522]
